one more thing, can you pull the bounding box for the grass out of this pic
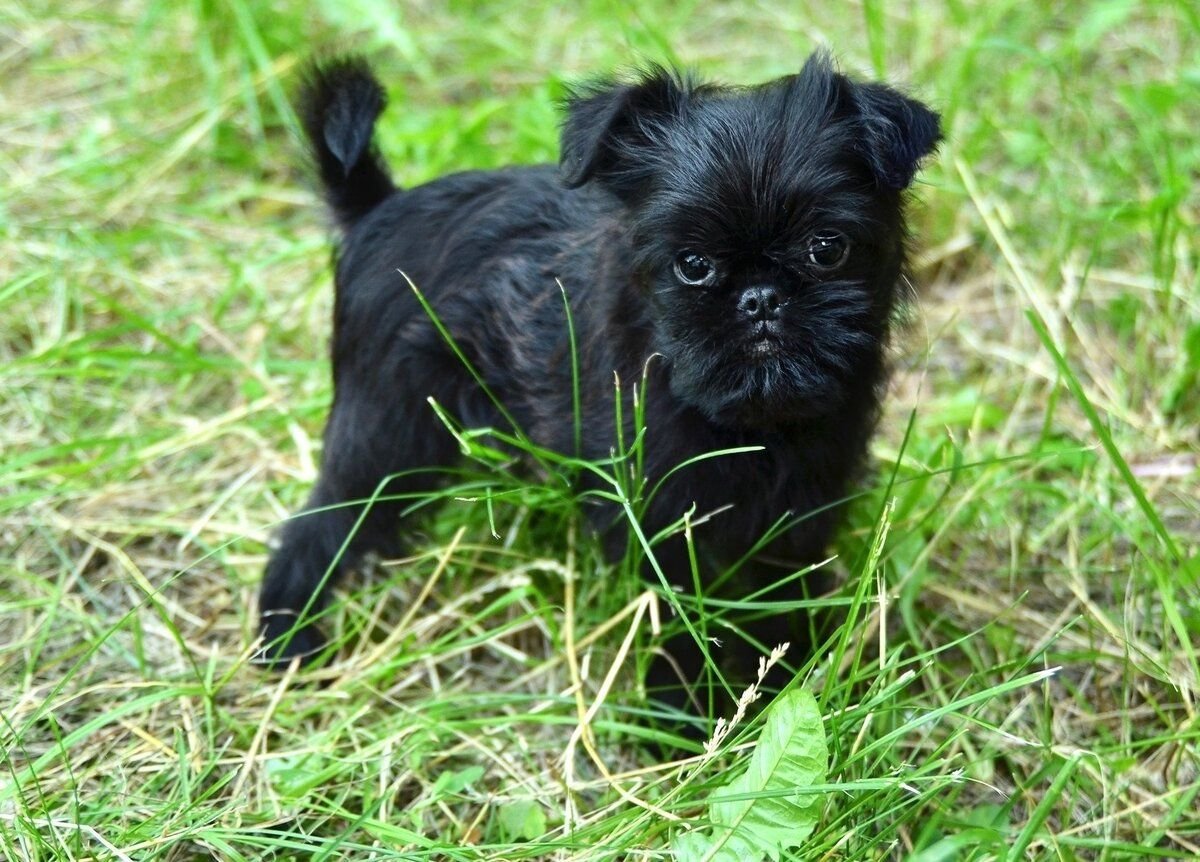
[2,0,1198,859]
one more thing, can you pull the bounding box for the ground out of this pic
[1,1,1198,860]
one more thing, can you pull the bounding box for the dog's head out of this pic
[560,52,940,427]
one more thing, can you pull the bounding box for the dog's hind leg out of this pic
[255,353,470,667]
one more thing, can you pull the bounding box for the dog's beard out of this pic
[663,338,853,425]
[653,279,884,426]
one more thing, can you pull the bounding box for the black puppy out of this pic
[257,53,939,709]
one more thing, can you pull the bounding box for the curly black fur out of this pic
[256,52,940,713]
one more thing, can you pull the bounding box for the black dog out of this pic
[257,52,939,711]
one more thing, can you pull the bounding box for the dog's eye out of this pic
[806,231,850,270]
[673,252,717,286]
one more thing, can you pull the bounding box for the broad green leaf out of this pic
[497,799,547,841]
[431,764,484,798]
[671,688,827,862]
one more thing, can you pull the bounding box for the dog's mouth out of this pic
[744,321,784,359]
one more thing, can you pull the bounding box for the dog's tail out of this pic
[296,57,396,231]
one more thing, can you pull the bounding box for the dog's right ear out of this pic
[559,68,691,200]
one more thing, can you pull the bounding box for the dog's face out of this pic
[561,53,940,426]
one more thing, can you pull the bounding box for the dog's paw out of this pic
[252,609,329,669]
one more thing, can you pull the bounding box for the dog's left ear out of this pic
[559,68,691,200]
[850,82,942,191]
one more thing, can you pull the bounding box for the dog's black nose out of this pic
[737,285,781,321]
